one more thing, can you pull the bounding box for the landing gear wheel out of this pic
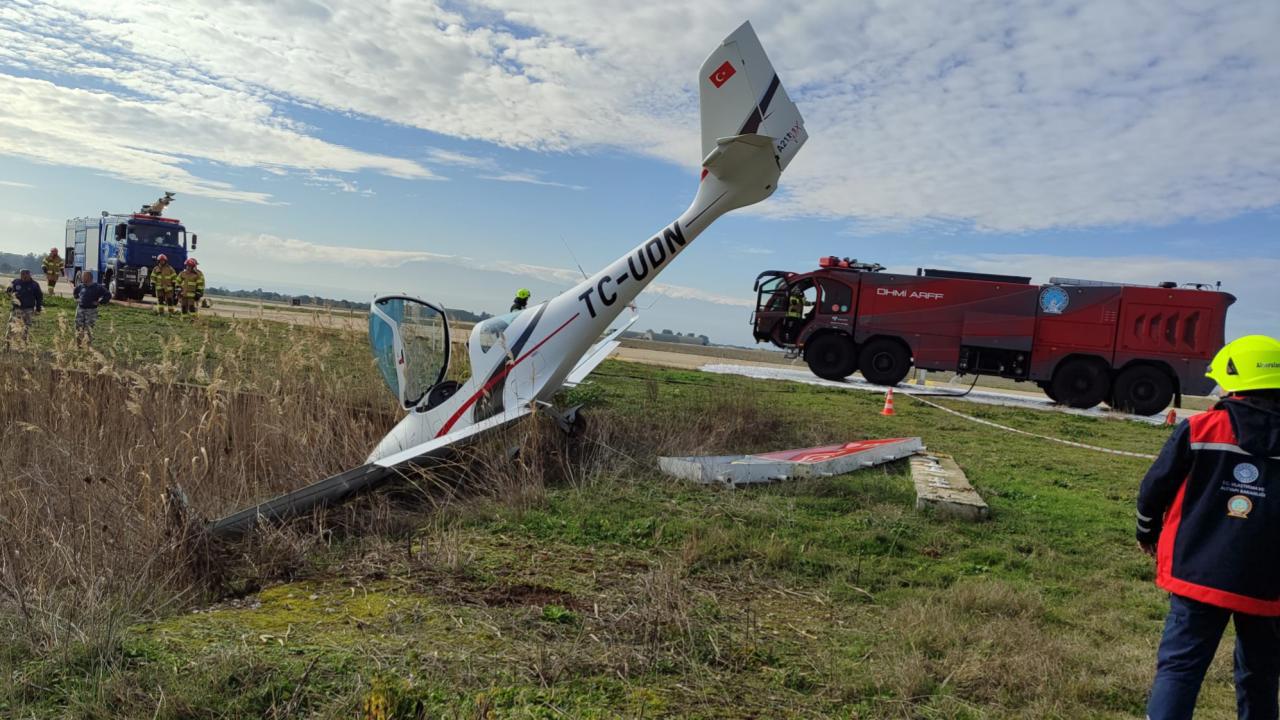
[1050,358,1111,409]
[1110,365,1174,416]
[859,338,912,386]
[556,405,587,438]
[804,334,857,380]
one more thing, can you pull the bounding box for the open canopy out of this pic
[368,296,451,410]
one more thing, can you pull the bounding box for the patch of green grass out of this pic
[5,352,1226,718]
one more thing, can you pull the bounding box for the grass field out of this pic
[1,299,1235,718]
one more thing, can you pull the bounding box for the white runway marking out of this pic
[699,364,1172,426]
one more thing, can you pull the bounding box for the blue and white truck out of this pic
[63,192,198,301]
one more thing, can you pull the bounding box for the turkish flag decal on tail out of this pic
[709,60,736,88]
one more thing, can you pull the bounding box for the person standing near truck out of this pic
[4,269,43,347]
[177,258,204,315]
[151,253,178,314]
[72,270,110,346]
[1137,335,1280,719]
[783,288,809,343]
[41,248,64,296]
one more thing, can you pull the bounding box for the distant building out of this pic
[642,329,710,346]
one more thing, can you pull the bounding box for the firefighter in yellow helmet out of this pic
[510,288,531,312]
[151,253,178,313]
[1138,335,1280,718]
[41,247,64,295]
[783,286,810,343]
[177,258,204,315]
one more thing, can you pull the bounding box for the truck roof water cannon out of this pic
[139,191,176,217]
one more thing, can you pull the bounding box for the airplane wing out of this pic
[208,405,533,538]
[370,405,533,468]
[561,312,639,388]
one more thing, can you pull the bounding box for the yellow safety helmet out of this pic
[1206,335,1280,393]
[516,288,531,300]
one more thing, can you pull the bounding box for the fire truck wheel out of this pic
[1110,365,1174,416]
[805,334,857,380]
[1050,358,1111,409]
[1038,381,1061,403]
[859,338,912,386]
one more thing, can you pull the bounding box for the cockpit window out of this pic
[473,312,519,354]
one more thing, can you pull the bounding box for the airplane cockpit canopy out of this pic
[368,296,451,410]
[471,311,519,356]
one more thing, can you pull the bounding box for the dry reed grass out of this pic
[0,318,397,662]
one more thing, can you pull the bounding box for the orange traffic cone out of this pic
[1163,408,1177,426]
[881,388,896,416]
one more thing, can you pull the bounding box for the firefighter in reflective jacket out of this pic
[151,254,178,313]
[783,289,809,343]
[177,258,204,315]
[41,248,64,295]
[1138,335,1280,719]
[511,288,531,312]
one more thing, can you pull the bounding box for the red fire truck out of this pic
[751,257,1235,415]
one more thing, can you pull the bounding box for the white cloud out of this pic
[478,171,586,191]
[1,1,1277,229]
[424,148,494,170]
[425,147,584,189]
[932,252,1280,339]
[227,233,749,306]
[0,180,34,189]
[303,173,380,196]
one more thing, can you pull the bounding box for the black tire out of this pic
[859,338,912,386]
[805,334,857,380]
[109,277,127,301]
[1038,381,1060,403]
[1110,365,1174,416]
[1050,358,1111,409]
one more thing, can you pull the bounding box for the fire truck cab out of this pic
[64,193,197,301]
[751,257,1235,415]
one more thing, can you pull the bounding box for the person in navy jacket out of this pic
[1138,335,1280,719]
[4,268,43,347]
[72,271,111,346]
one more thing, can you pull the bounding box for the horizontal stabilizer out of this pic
[563,312,639,388]
[699,21,807,172]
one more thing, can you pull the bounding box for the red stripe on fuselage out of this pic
[434,313,580,437]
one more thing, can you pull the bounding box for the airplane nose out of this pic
[366,412,433,464]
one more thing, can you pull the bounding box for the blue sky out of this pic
[0,0,1276,344]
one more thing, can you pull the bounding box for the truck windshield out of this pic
[127,224,183,247]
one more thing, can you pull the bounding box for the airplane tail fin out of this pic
[699,21,807,174]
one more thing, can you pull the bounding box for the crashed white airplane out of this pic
[211,21,808,536]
